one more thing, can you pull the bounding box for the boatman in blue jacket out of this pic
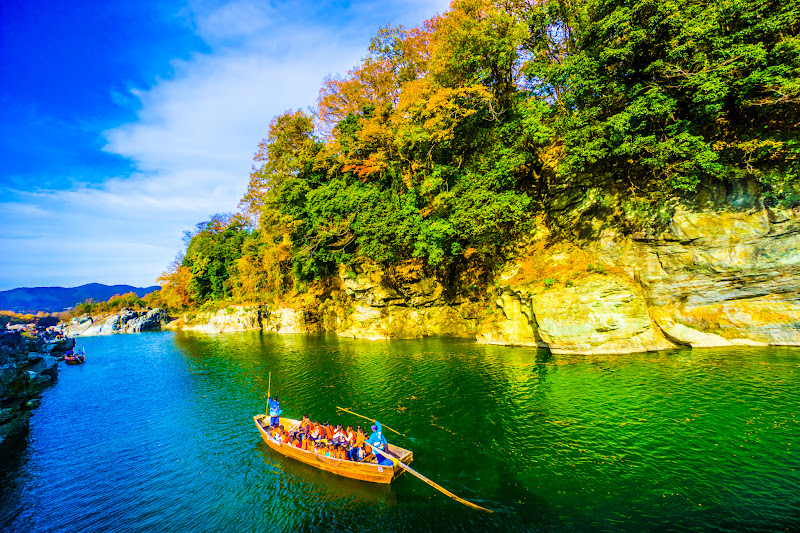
[269,396,282,427]
[367,421,393,466]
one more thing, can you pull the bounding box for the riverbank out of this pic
[0,329,75,446]
[65,308,170,337]
[173,196,800,355]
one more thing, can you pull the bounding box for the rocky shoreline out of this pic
[177,195,800,355]
[0,329,75,446]
[66,308,171,336]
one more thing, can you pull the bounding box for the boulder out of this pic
[27,353,59,378]
[100,314,122,334]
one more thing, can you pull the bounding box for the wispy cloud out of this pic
[0,0,449,291]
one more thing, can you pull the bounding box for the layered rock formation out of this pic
[182,185,800,355]
[67,308,170,336]
[0,330,74,445]
[180,306,263,334]
[478,187,800,353]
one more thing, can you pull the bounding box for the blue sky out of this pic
[0,0,449,291]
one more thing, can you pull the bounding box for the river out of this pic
[1,331,798,532]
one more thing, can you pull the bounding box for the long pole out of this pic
[336,406,404,436]
[266,372,271,416]
[380,447,493,514]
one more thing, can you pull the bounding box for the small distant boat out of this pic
[253,414,414,484]
[65,348,85,365]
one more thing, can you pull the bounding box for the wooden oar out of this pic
[336,406,404,436]
[379,447,493,514]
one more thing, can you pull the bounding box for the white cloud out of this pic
[0,0,451,291]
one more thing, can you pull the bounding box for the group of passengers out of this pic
[268,413,392,466]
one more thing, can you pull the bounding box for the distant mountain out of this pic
[0,283,160,313]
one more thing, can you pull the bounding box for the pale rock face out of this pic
[531,276,672,354]
[636,209,800,309]
[338,305,476,340]
[82,322,105,336]
[594,207,800,349]
[184,306,262,334]
[480,275,672,354]
[336,263,478,340]
[654,319,769,348]
[263,307,309,334]
[476,292,543,347]
[100,314,122,334]
[67,309,171,336]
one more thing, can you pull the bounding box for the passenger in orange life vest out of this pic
[300,414,311,431]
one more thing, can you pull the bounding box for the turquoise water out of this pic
[1,331,798,532]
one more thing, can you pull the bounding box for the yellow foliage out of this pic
[158,265,194,310]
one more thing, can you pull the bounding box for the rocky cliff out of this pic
[67,308,171,336]
[180,187,800,355]
[0,331,74,445]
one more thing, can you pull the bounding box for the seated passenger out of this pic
[354,427,366,449]
[309,423,321,442]
[350,442,367,462]
[344,426,355,446]
[331,424,344,445]
[300,414,311,431]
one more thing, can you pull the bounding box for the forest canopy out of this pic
[160,0,800,310]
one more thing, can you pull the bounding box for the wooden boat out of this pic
[253,414,413,484]
[65,350,85,365]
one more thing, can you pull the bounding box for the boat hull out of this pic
[253,415,413,484]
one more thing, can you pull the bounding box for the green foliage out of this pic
[587,263,608,275]
[182,214,250,304]
[536,0,800,194]
[163,0,800,307]
[69,291,160,317]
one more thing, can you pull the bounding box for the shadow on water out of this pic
[254,439,395,506]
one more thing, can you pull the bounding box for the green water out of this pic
[1,331,798,532]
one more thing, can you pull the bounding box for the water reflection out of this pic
[1,332,798,532]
